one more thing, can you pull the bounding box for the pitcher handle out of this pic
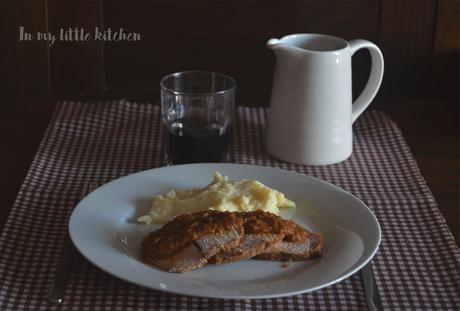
[349,40,384,123]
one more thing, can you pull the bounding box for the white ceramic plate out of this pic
[69,163,380,299]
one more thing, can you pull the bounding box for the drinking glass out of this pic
[160,71,236,165]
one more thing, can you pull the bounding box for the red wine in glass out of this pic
[167,118,230,164]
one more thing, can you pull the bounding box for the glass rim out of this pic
[160,70,236,96]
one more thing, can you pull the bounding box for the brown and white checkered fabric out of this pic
[0,100,458,310]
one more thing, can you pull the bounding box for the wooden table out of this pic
[0,98,458,245]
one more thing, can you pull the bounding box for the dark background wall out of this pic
[1,0,459,106]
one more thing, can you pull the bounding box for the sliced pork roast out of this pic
[210,211,287,264]
[141,210,244,272]
[141,210,324,272]
[211,211,324,264]
[255,221,324,261]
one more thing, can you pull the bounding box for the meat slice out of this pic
[141,210,244,272]
[151,243,206,272]
[210,210,303,264]
[255,219,324,261]
[194,229,242,257]
[209,233,282,264]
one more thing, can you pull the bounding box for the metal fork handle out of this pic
[48,182,97,304]
[48,238,80,303]
[361,262,383,311]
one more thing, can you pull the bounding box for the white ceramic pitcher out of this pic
[266,34,384,165]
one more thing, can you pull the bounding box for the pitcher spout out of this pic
[266,38,281,49]
[267,37,304,63]
[266,38,303,56]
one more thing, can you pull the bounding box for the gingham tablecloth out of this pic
[0,100,458,310]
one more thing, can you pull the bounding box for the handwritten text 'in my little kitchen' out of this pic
[18,26,142,47]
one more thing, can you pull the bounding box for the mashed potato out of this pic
[138,172,295,224]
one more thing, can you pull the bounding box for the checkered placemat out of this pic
[0,100,458,310]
